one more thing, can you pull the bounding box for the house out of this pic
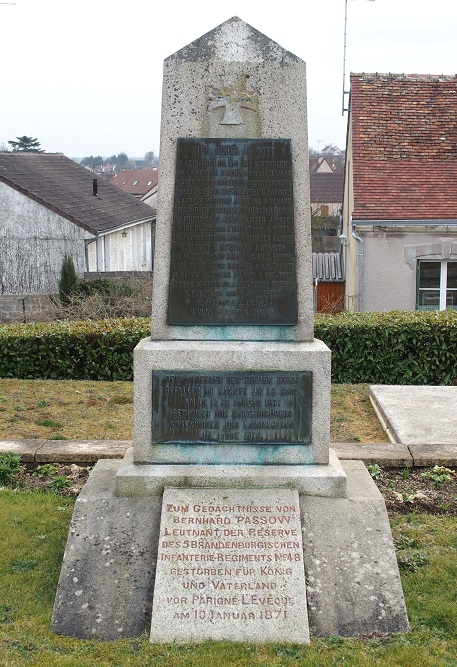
[141,183,158,209]
[310,171,344,238]
[342,73,457,312]
[110,168,158,198]
[309,156,334,174]
[0,152,156,301]
[310,169,345,313]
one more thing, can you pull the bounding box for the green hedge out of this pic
[1,311,457,384]
[0,318,150,380]
[315,310,457,385]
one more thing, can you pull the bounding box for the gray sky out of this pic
[1,0,456,158]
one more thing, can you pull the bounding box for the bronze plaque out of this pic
[152,371,312,445]
[167,138,297,325]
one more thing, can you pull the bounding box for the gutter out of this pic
[352,219,457,228]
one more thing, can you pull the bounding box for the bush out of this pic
[0,311,456,384]
[58,254,79,305]
[315,310,457,385]
[34,275,153,322]
[0,318,150,380]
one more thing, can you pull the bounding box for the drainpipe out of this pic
[352,223,364,311]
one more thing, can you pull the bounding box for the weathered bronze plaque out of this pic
[167,138,297,325]
[152,371,312,445]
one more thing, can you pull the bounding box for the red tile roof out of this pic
[110,169,158,196]
[310,172,344,205]
[350,73,457,220]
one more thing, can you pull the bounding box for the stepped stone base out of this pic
[115,448,347,497]
[52,457,408,640]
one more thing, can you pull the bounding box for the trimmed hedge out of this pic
[1,311,456,384]
[315,310,457,385]
[0,318,150,380]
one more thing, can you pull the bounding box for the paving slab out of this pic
[407,443,457,467]
[0,439,45,462]
[35,440,131,463]
[334,443,412,467]
[370,385,457,445]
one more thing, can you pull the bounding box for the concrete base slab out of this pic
[0,439,46,462]
[52,459,162,640]
[334,443,413,467]
[408,443,457,467]
[301,460,409,636]
[370,385,457,445]
[53,457,408,641]
[115,448,347,498]
[36,440,131,463]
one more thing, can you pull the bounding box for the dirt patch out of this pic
[330,384,389,443]
[16,463,92,496]
[374,466,457,516]
[11,463,457,516]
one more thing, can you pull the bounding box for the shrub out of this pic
[315,310,457,385]
[58,254,79,305]
[34,275,153,321]
[0,318,150,380]
[0,311,457,384]
[0,452,23,487]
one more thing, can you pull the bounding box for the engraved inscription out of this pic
[167,138,297,325]
[152,371,312,445]
[150,489,309,643]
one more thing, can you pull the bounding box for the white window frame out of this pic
[417,260,457,311]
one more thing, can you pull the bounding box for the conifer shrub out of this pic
[58,254,79,305]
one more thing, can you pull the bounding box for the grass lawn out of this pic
[0,490,456,666]
[0,380,454,665]
[0,379,389,443]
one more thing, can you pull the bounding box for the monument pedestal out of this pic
[52,16,409,644]
[132,338,331,466]
[52,457,409,641]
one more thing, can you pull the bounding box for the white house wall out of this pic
[0,182,92,294]
[352,229,457,312]
[87,221,154,272]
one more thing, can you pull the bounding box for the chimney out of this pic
[93,178,98,196]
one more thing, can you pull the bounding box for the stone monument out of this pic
[52,17,409,643]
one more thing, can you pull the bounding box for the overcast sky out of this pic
[1,0,456,158]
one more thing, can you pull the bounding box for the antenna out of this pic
[342,0,376,116]
[342,0,349,115]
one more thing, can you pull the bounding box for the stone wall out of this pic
[0,294,55,323]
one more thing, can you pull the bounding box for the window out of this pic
[417,260,457,311]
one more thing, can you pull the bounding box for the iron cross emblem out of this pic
[208,75,258,125]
